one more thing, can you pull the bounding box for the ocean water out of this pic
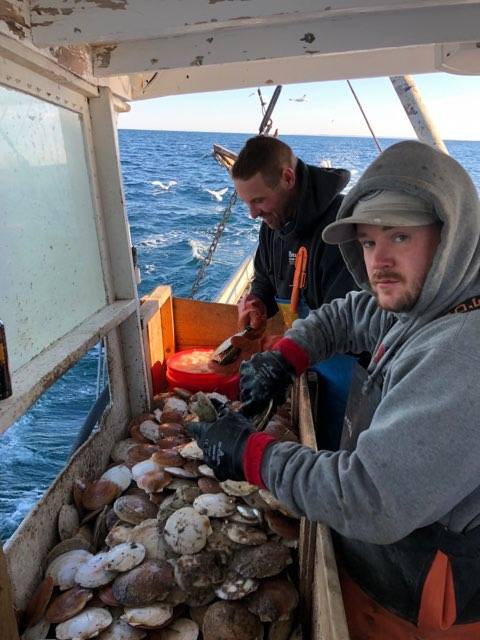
[1,131,479,541]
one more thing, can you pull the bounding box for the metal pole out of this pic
[389,75,449,154]
[346,80,382,153]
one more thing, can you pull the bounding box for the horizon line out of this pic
[118,128,479,143]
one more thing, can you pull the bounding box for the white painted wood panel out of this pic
[0,300,137,433]
[29,1,480,46]
[91,4,480,77]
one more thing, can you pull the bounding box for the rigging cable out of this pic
[190,85,282,298]
[346,80,382,153]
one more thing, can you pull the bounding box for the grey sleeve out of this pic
[261,335,480,544]
[284,290,389,362]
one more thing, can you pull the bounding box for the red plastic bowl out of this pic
[166,348,239,400]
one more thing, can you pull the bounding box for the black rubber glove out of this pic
[186,409,255,481]
[239,350,296,417]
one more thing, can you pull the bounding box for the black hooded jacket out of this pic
[250,160,359,316]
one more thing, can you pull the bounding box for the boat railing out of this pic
[216,253,255,305]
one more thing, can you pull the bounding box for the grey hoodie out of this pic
[261,140,480,544]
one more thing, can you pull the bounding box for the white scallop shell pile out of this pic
[21,390,302,640]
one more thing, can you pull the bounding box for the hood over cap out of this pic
[330,140,480,322]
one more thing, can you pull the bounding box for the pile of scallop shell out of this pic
[21,390,303,640]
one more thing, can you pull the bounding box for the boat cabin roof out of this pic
[2,1,480,101]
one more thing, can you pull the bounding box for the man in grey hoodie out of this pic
[189,140,480,638]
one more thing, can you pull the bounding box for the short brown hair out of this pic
[232,136,296,188]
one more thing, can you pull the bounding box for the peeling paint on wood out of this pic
[0,0,29,39]
[31,5,60,16]
[50,44,92,76]
[190,55,204,66]
[209,0,252,4]
[94,44,118,68]
[85,0,127,9]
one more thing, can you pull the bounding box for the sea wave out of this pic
[189,238,207,260]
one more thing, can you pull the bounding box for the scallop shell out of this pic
[131,459,163,481]
[164,466,198,479]
[111,560,175,606]
[55,607,112,640]
[220,481,258,497]
[46,549,93,591]
[75,552,116,588]
[236,505,262,523]
[246,578,299,622]
[138,419,163,443]
[264,510,300,541]
[161,618,199,640]
[193,493,236,518]
[164,507,212,554]
[21,618,50,640]
[150,448,184,466]
[44,586,93,624]
[214,572,259,600]
[98,619,147,640]
[136,469,173,494]
[197,478,222,494]
[82,479,122,512]
[125,444,161,466]
[102,542,146,572]
[102,465,132,492]
[189,393,217,422]
[204,521,239,558]
[58,504,80,541]
[98,583,121,608]
[198,465,215,478]
[113,494,158,525]
[121,603,174,629]
[225,524,267,546]
[111,438,138,463]
[45,536,93,567]
[258,490,298,518]
[202,602,263,640]
[179,441,204,461]
[105,524,134,548]
[127,519,176,561]
[172,387,192,400]
[230,542,292,579]
[23,575,54,628]
[267,617,295,640]
[173,551,225,591]
[161,397,188,423]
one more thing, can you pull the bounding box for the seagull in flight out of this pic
[152,180,177,190]
[206,187,228,202]
[289,94,308,103]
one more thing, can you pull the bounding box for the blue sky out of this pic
[118,73,480,141]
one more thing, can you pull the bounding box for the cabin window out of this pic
[0,83,107,371]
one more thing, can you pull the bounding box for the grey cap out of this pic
[322,189,437,245]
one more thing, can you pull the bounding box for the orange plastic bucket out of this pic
[166,348,239,400]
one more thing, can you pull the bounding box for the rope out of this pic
[190,86,282,298]
[346,80,382,153]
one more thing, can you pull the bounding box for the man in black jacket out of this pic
[232,135,360,448]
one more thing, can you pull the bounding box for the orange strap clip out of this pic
[291,246,308,315]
